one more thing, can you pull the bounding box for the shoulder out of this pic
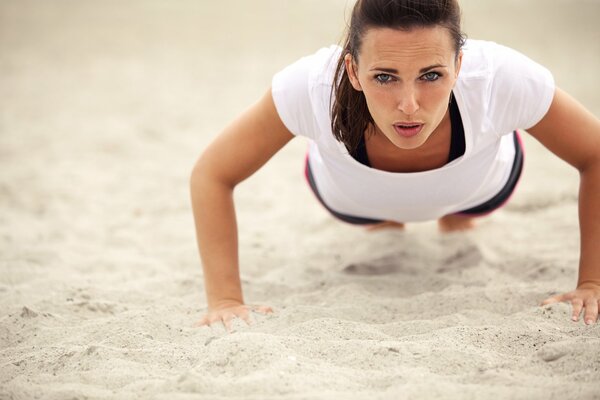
[273,45,341,90]
[460,39,553,83]
[457,39,555,134]
[275,45,342,79]
[271,45,341,138]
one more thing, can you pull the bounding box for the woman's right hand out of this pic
[190,88,291,335]
[196,301,274,333]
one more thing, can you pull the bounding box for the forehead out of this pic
[358,26,455,68]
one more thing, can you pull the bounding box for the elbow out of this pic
[577,145,600,175]
[190,159,216,207]
[579,158,600,179]
[190,155,206,185]
[190,154,213,193]
[189,152,235,195]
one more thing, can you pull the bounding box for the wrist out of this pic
[577,279,600,288]
[208,297,245,311]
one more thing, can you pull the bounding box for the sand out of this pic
[1,0,600,399]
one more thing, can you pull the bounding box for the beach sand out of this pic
[1,0,599,399]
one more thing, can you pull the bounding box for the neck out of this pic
[365,108,452,173]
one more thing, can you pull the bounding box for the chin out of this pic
[395,140,426,150]
[390,132,429,150]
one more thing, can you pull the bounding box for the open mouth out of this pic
[394,123,424,138]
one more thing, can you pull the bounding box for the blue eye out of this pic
[375,74,393,84]
[421,72,441,82]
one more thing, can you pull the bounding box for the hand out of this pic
[541,282,600,325]
[196,301,273,333]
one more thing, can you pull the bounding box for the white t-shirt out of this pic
[271,40,555,222]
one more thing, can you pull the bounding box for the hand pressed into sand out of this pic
[196,301,273,333]
[541,282,600,325]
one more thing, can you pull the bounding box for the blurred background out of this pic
[2,4,599,398]
[0,0,599,285]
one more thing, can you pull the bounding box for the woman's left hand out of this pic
[541,282,600,325]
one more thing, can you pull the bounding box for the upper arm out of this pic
[527,87,600,172]
[193,88,295,187]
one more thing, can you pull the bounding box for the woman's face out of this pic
[345,26,462,150]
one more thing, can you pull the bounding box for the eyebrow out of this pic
[370,64,448,74]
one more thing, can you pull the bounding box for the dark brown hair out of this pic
[331,0,466,154]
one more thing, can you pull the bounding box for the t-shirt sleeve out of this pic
[271,50,326,140]
[487,43,555,135]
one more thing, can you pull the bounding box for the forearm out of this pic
[577,163,600,286]
[190,169,244,309]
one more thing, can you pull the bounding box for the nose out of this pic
[396,84,420,116]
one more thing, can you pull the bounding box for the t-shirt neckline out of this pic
[350,91,466,170]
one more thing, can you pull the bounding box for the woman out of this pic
[191,0,600,331]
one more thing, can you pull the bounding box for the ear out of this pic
[454,50,463,79]
[344,53,363,91]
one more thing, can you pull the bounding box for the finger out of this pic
[222,314,235,333]
[195,315,210,328]
[570,298,584,322]
[252,305,274,314]
[240,311,253,325]
[583,298,599,325]
[541,295,563,306]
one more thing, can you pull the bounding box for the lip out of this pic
[393,122,424,138]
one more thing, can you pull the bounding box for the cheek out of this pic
[422,86,451,112]
[362,86,395,112]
